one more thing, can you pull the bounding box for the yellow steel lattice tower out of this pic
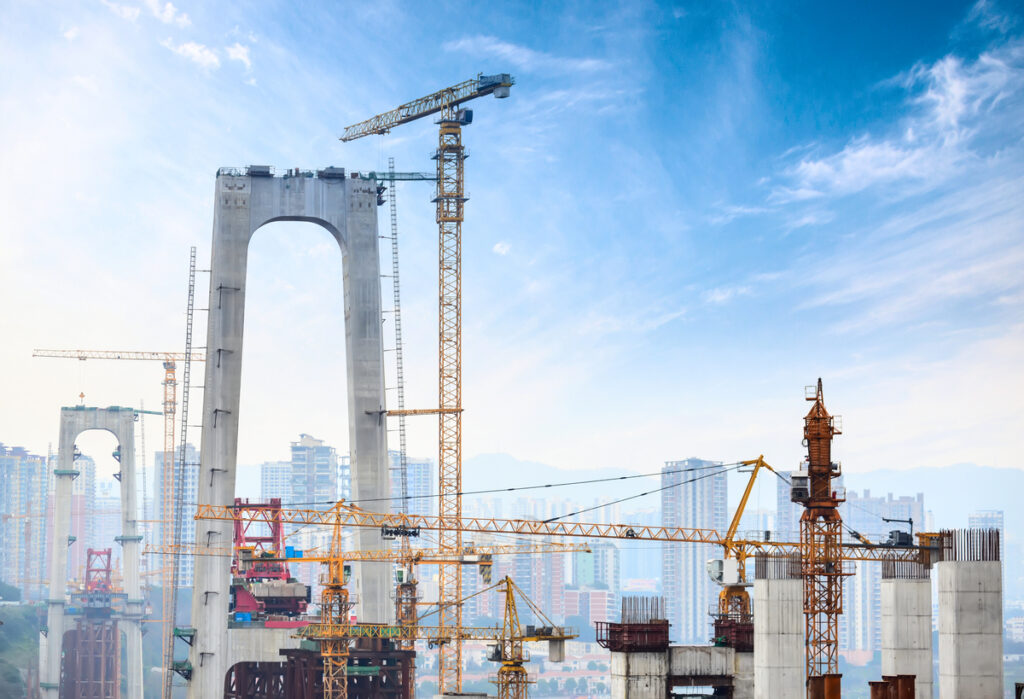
[341,72,513,695]
[435,104,467,693]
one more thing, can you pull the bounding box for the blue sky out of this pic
[1,1,1022,484]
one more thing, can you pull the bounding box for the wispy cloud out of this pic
[160,39,219,69]
[702,286,751,305]
[101,0,141,22]
[772,42,1024,201]
[708,204,772,225]
[144,0,190,27]
[492,241,510,255]
[798,176,1024,333]
[966,0,1019,35]
[71,75,100,94]
[226,42,252,70]
[63,27,80,41]
[443,35,611,73]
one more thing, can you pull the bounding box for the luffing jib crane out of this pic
[340,72,514,695]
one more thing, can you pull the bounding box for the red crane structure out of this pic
[794,379,847,699]
[61,548,121,699]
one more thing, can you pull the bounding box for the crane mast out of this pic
[340,72,513,696]
[796,379,846,698]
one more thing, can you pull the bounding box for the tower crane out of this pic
[32,348,204,697]
[340,72,514,694]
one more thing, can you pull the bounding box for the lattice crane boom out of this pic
[339,72,513,695]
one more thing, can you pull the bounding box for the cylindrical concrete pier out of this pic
[753,555,803,699]
[881,561,932,699]
[937,528,1003,698]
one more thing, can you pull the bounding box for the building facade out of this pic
[0,444,50,600]
[154,443,200,587]
[260,460,292,502]
[290,434,338,505]
[838,489,925,651]
[387,450,433,518]
[661,458,727,644]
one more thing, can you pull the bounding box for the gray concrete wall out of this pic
[611,651,667,699]
[188,170,390,699]
[881,578,932,699]
[753,578,803,699]
[41,407,143,699]
[937,560,1003,698]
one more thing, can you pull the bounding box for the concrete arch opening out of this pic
[41,406,143,699]
[188,168,391,699]
[236,220,349,486]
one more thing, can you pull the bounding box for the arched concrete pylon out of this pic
[41,406,143,699]
[187,168,391,699]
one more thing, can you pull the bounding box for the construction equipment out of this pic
[790,379,845,698]
[29,351,204,697]
[34,251,203,699]
[340,71,514,695]
[712,455,779,618]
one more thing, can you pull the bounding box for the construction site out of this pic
[1,37,1020,699]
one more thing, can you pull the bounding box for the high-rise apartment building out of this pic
[661,458,727,644]
[93,477,122,552]
[0,444,50,600]
[291,434,337,505]
[260,460,292,502]
[388,450,433,518]
[69,454,97,579]
[154,443,199,587]
[968,510,1004,561]
[838,490,925,651]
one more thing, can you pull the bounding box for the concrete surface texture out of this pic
[611,651,667,699]
[753,578,803,699]
[188,169,391,699]
[41,407,143,699]
[881,577,932,699]
[937,560,1003,698]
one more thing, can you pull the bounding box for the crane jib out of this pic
[340,74,514,142]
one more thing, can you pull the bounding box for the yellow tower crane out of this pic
[340,72,514,694]
[32,347,205,697]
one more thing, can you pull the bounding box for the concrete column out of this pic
[113,410,143,699]
[189,170,390,699]
[41,407,145,699]
[611,651,667,699]
[40,415,76,698]
[881,568,932,699]
[938,559,1003,698]
[753,557,803,699]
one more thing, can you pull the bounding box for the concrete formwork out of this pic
[881,573,932,699]
[937,560,1003,698]
[41,406,143,699]
[753,557,803,699]
[188,169,390,699]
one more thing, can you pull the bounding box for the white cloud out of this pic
[492,241,510,255]
[101,0,141,22]
[160,39,220,69]
[63,27,80,41]
[71,75,100,94]
[773,43,1024,200]
[967,0,1019,34]
[226,43,252,70]
[708,204,772,225]
[702,285,750,305]
[144,0,190,27]
[443,35,610,73]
